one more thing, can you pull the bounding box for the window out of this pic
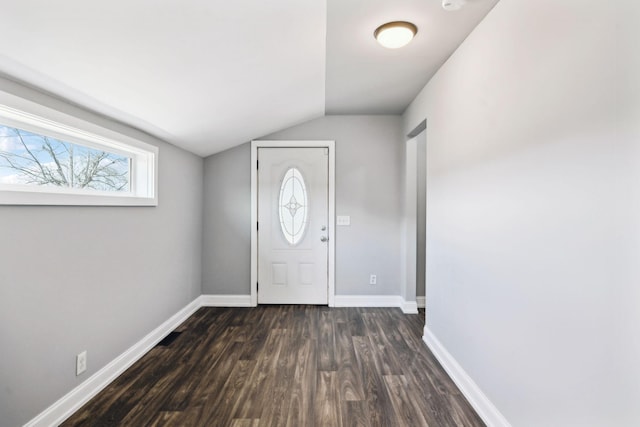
[0,124,131,192]
[0,103,157,206]
[278,167,308,245]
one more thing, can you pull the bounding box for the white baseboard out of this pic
[25,298,202,427]
[26,292,416,426]
[401,299,419,314]
[199,294,252,307]
[423,327,512,427]
[25,294,254,426]
[334,295,419,314]
[334,294,402,308]
[416,296,425,308]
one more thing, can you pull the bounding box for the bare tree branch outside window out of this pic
[0,124,130,192]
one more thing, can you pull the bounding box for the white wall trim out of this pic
[24,297,202,427]
[199,294,252,307]
[250,140,336,307]
[416,296,426,308]
[423,327,512,427]
[334,294,403,308]
[334,295,419,314]
[26,293,421,426]
[402,299,419,314]
[402,136,418,312]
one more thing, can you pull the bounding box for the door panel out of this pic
[258,147,328,304]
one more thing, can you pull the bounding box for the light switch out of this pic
[337,215,351,226]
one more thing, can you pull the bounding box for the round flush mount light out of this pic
[374,21,417,49]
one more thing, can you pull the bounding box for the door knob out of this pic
[320,236,328,242]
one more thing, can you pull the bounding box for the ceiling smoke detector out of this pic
[442,0,466,11]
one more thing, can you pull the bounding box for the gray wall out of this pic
[202,116,405,296]
[267,116,404,296]
[404,1,640,426]
[0,79,204,427]
[202,142,251,294]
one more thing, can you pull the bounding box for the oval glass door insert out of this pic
[279,167,308,245]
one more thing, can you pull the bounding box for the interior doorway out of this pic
[404,121,427,313]
[416,130,426,307]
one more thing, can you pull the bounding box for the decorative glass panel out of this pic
[279,167,308,245]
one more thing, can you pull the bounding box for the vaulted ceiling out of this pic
[0,0,498,157]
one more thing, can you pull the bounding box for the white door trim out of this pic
[402,136,418,307]
[251,140,336,307]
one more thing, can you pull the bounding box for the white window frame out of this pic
[0,97,158,206]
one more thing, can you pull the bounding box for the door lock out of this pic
[320,236,328,242]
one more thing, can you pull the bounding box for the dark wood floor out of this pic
[63,306,484,427]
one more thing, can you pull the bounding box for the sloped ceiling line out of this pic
[0,0,498,157]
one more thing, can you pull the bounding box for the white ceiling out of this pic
[0,0,498,157]
[325,0,499,114]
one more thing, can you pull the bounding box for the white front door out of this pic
[257,147,329,304]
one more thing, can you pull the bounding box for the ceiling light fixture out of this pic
[374,21,417,49]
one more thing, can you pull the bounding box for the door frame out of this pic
[404,120,427,314]
[250,140,336,307]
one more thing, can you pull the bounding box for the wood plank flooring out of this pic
[63,306,484,427]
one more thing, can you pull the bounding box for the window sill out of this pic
[0,189,157,206]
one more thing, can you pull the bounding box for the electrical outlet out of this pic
[76,351,87,376]
[369,274,377,285]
